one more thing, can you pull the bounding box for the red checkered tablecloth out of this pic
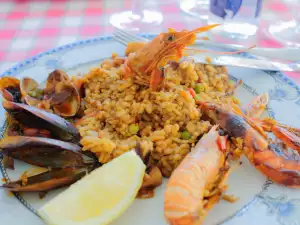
[0,0,299,84]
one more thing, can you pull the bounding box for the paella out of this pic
[0,24,299,225]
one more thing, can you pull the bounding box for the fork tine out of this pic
[112,34,130,46]
[115,28,148,42]
[115,28,146,41]
[114,30,143,44]
[114,29,140,42]
[113,31,137,43]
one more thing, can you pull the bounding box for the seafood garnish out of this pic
[123,24,254,91]
[242,93,269,118]
[253,118,300,152]
[201,102,300,187]
[2,69,81,117]
[46,70,81,117]
[164,125,230,224]
[45,69,70,92]
[0,136,97,192]
[1,167,91,192]
[0,136,96,168]
[51,82,81,117]
[0,25,299,225]
[3,101,80,143]
[0,77,22,102]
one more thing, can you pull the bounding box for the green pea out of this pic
[194,83,205,93]
[129,124,140,135]
[29,90,36,97]
[181,130,191,140]
[194,94,201,101]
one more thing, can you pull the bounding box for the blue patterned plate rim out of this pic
[0,34,299,225]
[0,34,299,94]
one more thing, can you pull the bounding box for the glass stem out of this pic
[132,0,143,17]
[293,8,300,33]
[295,24,300,34]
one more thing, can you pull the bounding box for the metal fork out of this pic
[112,28,148,45]
[112,28,300,72]
[113,28,300,62]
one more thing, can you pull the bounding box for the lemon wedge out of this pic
[38,151,146,225]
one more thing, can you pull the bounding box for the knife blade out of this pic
[193,55,300,72]
[112,29,300,72]
[195,39,300,62]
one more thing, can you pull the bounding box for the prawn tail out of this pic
[252,145,300,188]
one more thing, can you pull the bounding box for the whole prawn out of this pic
[164,125,230,225]
[201,102,300,187]
[123,25,255,91]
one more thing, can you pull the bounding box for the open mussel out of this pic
[1,167,93,192]
[0,136,96,168]
[0,136,99,193]
[2,101,80,143]
[0,77,22,102]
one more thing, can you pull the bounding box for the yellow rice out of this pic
[76,55,238,177]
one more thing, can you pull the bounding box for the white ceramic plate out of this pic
[0,35,300,225]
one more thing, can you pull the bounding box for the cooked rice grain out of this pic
[77,58,237,174]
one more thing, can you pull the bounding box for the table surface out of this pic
[0,1,299,225]
[0,0,299,84]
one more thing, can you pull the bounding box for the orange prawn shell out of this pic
[164,126,225,225]
[201,102,300,188]
[123,24,220,90]
[126,30,196,73]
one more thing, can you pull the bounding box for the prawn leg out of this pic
[242,93,269,118]
[252,118,300,152]
[201,102,300,188]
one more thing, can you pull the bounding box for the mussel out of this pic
[1,167,91,192]
[0,136,98,192]
[0,71,90,193]
[0,136,96,168]
[1,69,82,117]
[2,101,80,143]
[0,77,22,102]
